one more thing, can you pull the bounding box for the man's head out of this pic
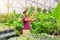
[23,10,28,16]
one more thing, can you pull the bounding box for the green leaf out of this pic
[52,3,60,22]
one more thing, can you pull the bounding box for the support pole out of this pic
[7,0,9,13]
[25,0,27,9]
[36,0,38,7]
[44,0,45,8]
[44,0,48,8]
[0,6,1,13]
[50,0,51,8]
[52,0,55,8]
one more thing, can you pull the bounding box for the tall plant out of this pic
[52,3,60,22]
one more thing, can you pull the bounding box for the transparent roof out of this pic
[0,0,59,13]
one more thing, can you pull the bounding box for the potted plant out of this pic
[28,6,35,16]
[10,26,14,32]
[15,24,23,35]
[43,9,47,13]
[36,7,41,12]
[5,26,10,33]
[0,27,5,34]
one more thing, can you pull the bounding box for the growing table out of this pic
[0,30,16,40]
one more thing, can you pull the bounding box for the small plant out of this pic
[43,9,47,13]
[36,7,41,12]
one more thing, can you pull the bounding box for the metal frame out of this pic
[1,0,58,13]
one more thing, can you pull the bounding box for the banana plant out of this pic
[52,3,60,22]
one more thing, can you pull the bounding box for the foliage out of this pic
[28,6,35,16]
[0,3,60,35]
[2,10,23,35]
[36,7,41,12]
[31,12,56,34]
[52,3,60,34]
[43,9,47,13]
[52,3,60,22]
[8,33,60,40]
[30,3,60,34]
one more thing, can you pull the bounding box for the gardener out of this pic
[22,10,35,34]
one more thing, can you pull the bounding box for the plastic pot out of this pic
[10,27,14,32]
[0,28,5,34]
[5,30,10,33]
[0,31,5,34]
[19,30,23,34]
[10,29,14,32]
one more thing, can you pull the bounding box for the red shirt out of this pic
[22,16,30,30]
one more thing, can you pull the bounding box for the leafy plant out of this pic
[36,7,41,12]
[28,6,35,16]
[0,3,60,35]
[52,3,60,22]
[43,9,47,13]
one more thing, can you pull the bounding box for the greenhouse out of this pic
[0,0,60,40]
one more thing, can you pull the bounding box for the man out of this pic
[22,10,35,34]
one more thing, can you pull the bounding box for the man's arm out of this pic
[24,18,35,21]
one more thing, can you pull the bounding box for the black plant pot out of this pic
[0,31,5,34]
[5,30,10,33]
[10,29,14,32]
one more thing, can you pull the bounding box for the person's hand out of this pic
[29,17,32,20]
[32,13,35,16]
[31,13,35,18]
[32,18,36,21]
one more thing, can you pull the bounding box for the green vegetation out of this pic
[8,33,60,40]
[0,3,60,35]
